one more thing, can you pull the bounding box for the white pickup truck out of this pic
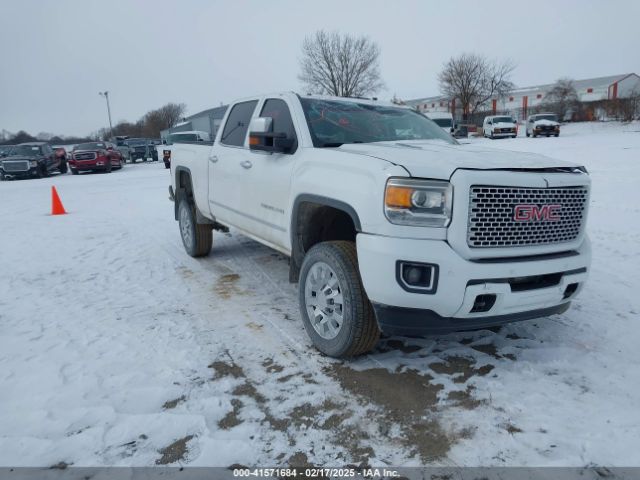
[169,92,591,358]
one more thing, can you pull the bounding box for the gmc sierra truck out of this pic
[169,93,591,358]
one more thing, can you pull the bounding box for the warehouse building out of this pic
[161,104,228,142]
[405,73,640,121]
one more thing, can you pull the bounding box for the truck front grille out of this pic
[2,160,30,172]
[468,185,589,248]
[74,152,96,160]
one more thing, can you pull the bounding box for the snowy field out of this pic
[0,122,639,468]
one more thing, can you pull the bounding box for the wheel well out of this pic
[174,168,194,220]
[290,201,358,282]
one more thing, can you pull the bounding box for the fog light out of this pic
[396,261,438,294]
[471,294,496,313]
[563,283,578,299]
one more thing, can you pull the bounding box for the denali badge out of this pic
[514,204,561,222]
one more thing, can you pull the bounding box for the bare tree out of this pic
[298,30,385,98]
[438,53,515,119]
[542,78,580,120]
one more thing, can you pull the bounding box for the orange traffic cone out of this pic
[51,186,67,215]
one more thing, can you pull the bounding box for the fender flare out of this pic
[288,193,362,282]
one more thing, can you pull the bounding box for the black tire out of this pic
[526,132,530,137]
[71,168,78,175]
[555,134,559,137]
[165,163,170,169]
[178,197,212,257]
[39,164,48,178]
[59,161,68,174]
[105,160,112,173]
[299,241,380,358]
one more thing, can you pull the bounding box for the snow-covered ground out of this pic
[0,122,639,468]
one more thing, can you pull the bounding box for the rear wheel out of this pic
[299,241,380,358]
[178,198,212,257]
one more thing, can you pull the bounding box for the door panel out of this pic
[209,100,259,231]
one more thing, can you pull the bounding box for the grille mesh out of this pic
[74,152,96,160]
[2,160,30,172]
[468,185,588,248]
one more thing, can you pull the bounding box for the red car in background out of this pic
[69,141,124,174]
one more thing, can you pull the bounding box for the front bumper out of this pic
[356,233,590,335]
[491,130,517,137]
[0,166,40,178]
[71,161,108,171]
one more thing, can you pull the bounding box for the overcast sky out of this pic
[1,0,638,137]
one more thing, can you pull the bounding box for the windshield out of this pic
[0,145,14,156]
[75,142,106,151]
[7,145,42,156]
[168,133,198,142]
[300,98,456,147]
[533,114,558,122]
[493,116,515,123]
[431,118,453,128]
[126,139,148,146]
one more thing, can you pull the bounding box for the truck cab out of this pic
[425,111,455,134]
[169,92,591,358]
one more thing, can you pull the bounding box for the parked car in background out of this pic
[161,131,212,169]
[163,130,211,144]
[69,141,124,174]
[126,138,158,163]
[425,112,455,134]
[526,113,560,137]
[483,115,518,139]
[52,147,69,170]
[453,124,469,138]
[112,136,131,162]
[0,142,66,179]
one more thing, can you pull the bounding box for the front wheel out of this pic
[71,168,78,175]
[299,241,380,358]
[178,198,212,257]
[59,161,68,174]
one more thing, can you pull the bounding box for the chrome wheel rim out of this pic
[304,262,344,340]
[179,206,193,248]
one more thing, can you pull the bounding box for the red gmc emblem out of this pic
[514,204,562,222]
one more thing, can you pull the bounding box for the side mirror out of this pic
[249,117,294,154]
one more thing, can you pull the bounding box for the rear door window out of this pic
[260,99,298,153]
[220,100,258,147]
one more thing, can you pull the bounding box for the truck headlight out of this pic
[384,178,453,227]
[30,160,38,167]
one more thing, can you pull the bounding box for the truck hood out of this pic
[533,119,560,127]
[336,140,580,179]
[2,155,39,161]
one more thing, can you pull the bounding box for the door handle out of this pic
[240,160,253,169]
[209,155,218,163]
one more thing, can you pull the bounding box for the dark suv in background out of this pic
[126,138,158,163]
[0,142,67,180]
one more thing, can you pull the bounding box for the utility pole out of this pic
[98,91,114,139]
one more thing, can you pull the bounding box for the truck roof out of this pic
[227,91,401,108]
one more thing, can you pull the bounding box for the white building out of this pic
[405,73,640,121]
